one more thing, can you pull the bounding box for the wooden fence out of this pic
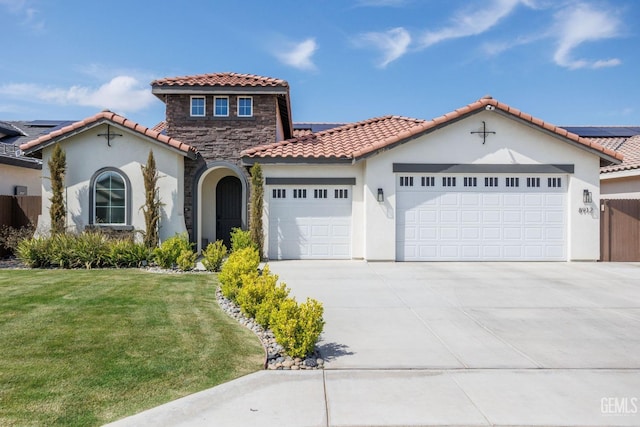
[600,199,640,262]
[0,195,41,257]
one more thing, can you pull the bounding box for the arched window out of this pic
[94,170,127,224]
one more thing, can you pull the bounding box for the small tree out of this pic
[48,144,66,234]
[249,163,264,259]
[141,150,162,249]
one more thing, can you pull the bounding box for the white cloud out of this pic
[355,27,412,68]
[0,0,44,31]
[552,3,623,69]
[0,76,156,113]
[275,38,318,71]
[419,0,522,48]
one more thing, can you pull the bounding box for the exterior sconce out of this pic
[377,188,384,203]
[583,189,592,204]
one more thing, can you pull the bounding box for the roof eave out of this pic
[21,118,197,160]
[490,109,623,166]
[241,156,353,166]
[151,86,290,96]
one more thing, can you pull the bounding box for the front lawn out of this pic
[0,269,264,426]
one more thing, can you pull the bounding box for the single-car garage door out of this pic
[268,186,352,259]
[397,174,567,261]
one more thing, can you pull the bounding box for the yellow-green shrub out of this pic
[270,297,325,358]
[201,240,227,272]
[153,233,192,269]
[218,247,260,301]
[176,249,197,271]
[236,265,290,327]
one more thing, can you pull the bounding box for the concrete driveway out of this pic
[108,261,640,427]
[272,261,640,370]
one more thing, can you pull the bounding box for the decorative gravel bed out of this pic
[216,287,324,370]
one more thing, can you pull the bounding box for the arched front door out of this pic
[216,176,242,247]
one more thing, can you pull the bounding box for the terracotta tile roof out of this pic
[20,111,196,158]
[151,120,167,134]
[242,115,428,160]
[151,72,289,89]
[292,128,313,138]
[600,135,640,173]
[242,97,624,164]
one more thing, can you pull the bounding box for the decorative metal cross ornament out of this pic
[97,124,123,146]
[470,121,496,144]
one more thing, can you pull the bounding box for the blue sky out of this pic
[1,0,638,129]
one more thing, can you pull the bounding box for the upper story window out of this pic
[214,96,229,117]
[190,96,206,117]
[94,171,127,225]
[237,96,253,117]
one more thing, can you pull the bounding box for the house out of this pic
[561,127,640,199]
[0,120,65,196]
[21,72,623,261]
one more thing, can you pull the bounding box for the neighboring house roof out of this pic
[242,96,624,166]
[599,135,640,174]
[151,72,289,89]
[20,111,197,159]
[0,120,73,169]
[560,126,640,175]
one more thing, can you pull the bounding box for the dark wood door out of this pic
[216,176,242,247]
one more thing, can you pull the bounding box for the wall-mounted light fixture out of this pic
[583,189,592,204]
[377,188,384,203]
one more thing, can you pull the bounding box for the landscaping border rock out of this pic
[215,287,323,371]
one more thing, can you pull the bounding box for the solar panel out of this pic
[562,126,640,137]
[294,123,345,133]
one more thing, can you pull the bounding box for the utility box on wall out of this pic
[14,186,27,196]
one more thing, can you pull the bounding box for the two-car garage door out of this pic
[397,174,567,261]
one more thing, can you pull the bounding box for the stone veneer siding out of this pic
[164,93,279,240]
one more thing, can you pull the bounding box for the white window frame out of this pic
[214,96,229,117]
[237,96,253,117]
[93,170,127,225]
[190,96,206,117]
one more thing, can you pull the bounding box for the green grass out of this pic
[0,269,264,426]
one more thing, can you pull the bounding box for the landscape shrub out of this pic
[108,239,152,268]
[236,265,289,326]
[15,233,152,269]
[201,240,227,272]
[270,297,325,358]
[16,237,51,268]
[0,224,35,256]
[230,227,256,253]
[153,233,192,269]
[218,247,260,301]
[176,249,197,271]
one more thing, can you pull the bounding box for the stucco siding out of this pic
[601,175,640,199]
[0,164,41,196]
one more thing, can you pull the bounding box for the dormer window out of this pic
[214,96,229,117]
[237,96,253,117]
[190,96,206,117]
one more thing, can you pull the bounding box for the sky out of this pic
[1,0,639,129]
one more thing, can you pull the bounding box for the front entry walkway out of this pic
[107,262,640,426]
